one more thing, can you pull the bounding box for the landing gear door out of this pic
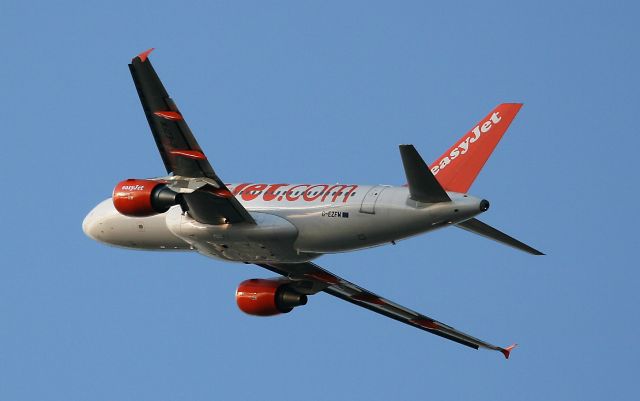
[359,186,386,214]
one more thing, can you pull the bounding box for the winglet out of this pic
[135,48,155,62]
[500,343,517,359]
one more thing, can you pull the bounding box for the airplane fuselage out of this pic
[83,183,487,263]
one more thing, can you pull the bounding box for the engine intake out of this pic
[113,179,179,217]
[236,278,308,316]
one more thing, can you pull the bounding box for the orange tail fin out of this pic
[429,103,523,193]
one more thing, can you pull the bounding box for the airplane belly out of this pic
[165,208,315,263]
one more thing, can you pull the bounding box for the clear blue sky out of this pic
[1,1,638,400]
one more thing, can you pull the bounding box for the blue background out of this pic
[1,1,638,400]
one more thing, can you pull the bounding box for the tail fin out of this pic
[430,103,523,193]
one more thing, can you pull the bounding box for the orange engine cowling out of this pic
[112,179,179,217]
[236,278,308,316]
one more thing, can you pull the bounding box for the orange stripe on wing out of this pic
[154,111,184,121]
[169,149,207,160]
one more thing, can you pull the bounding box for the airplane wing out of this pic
[257,261,516,359]
[129,49,254,224]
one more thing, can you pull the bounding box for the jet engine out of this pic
[236,278,308,316]
[112,179,179,217]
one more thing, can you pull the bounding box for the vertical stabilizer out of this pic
[430,103,522,193]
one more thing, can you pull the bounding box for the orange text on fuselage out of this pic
[228,183,359,203]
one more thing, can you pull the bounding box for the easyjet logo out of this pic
[431,111,502,175]
[120,184,145,191]
[227,183,358,203]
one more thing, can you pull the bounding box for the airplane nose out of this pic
[82,210,98,240]
[82,199,114,241]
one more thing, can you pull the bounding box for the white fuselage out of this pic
[83,183,486,263]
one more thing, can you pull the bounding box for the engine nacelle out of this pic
[113,179,179,217]
[236,278,308,316]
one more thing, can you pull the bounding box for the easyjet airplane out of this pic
[83,49,543,359]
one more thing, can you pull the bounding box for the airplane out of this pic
[82,48,543,360]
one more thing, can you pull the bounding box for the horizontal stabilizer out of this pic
[400,145,451,203]
[457,218,544,255]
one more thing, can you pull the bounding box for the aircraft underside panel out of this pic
[164,208,314,263]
